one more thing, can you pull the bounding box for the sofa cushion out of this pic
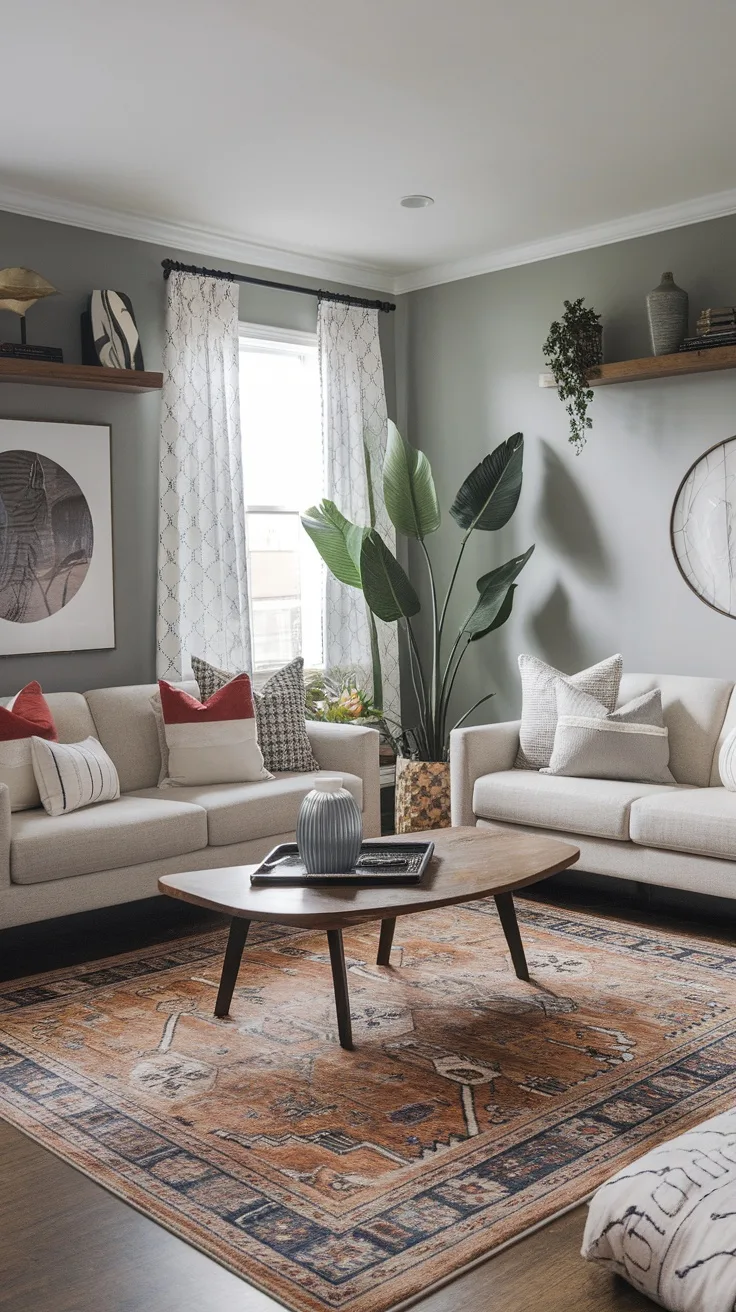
[85,681,199,792]
[10,795,208,885]
[618,673,733,787]
[630,787,736,860]
[473,770,685,841]
[131,771,363,847]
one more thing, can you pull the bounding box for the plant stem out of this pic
[439,633,471,745]
[437,531,471,643]
[449,692,495,735]
[404,619,430,759]
[367,609,383,710]
[418,538,440,757]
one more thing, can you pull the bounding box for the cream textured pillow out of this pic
[582,1106,736,1311]
[30,736,120,817]
[543,685,675,784]
[515,652,623,769]
[718,726,736,791]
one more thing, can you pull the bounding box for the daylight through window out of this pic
[239,326,324,673]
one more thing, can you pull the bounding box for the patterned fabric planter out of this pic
[394,757,451,833]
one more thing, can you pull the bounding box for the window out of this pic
[239,325,324,673]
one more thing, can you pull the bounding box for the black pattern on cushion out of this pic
[191,656,319,773]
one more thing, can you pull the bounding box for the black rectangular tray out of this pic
[249,840,435,886]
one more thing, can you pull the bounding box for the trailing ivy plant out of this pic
[543,297,602,452]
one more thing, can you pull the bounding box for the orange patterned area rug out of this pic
[2,902,736,1312]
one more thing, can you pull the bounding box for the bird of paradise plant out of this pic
[301,425,533,762]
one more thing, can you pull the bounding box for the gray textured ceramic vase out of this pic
[646,272,688,356]
[296,775,363,873]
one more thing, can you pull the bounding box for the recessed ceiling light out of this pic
[400,194,434,209]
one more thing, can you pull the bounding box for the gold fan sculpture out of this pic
[0,267,58,343]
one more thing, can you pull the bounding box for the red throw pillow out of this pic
[0,682,58,811]
[157,675,270,786]
[0,681,57,742]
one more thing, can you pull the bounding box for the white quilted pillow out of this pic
[582,1107,736,1310]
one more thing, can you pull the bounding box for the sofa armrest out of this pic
[305,722,381,838]
[0,783,9,888]
[450,720,521,827]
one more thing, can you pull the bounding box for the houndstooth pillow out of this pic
[542,685,675,784]
[190,656,319,774]
[515,652,623,770]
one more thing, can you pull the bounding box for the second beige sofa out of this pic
[1,682,380,930]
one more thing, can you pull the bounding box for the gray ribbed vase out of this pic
[646,271,688,356]
[296,775,363,873]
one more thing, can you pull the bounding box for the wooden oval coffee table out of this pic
[159,826,579,1050]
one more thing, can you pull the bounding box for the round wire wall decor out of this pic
[671,435,736,618]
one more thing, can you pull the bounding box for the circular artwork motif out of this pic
[0,449,93,624]
[671,436,736,618]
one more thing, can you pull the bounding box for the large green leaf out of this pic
[463,544,534,640]
[360,530,421,622]
[383,420,441,540]
[301,501,365,590]
[449,433,524,533]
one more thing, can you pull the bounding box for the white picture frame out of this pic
[0,419,114,654]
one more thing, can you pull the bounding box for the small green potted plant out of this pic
[543,297,602,452]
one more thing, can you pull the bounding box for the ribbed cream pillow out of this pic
[718,726,736,791]
[515,653,623,770]
[30,736,120,817]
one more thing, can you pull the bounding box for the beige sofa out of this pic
[0,683,380,930]
[450,672,736,901]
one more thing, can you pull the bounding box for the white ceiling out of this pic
[3,0,736,293]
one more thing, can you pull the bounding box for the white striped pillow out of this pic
[30,736,121,817]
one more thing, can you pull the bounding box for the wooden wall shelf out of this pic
[539,343,736,389]
[0,359,163,393]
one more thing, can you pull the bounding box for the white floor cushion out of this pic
[582,1107,736,1310]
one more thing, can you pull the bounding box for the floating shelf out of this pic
[0,359,163,393]
[539,343,736,389]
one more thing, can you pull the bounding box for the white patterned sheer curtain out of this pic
[318,301,401,726]
[156,271,251,679]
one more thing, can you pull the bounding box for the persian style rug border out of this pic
[1,905,735,1312]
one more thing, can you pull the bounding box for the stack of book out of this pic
[0,343,63,363]
[679,306,736,353]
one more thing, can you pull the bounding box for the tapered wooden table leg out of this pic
[327,929,353,1049]
[214,917,250,1017]
[494,892,530,982]
[377,917,396,966]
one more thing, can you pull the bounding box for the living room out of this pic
[1,3,735,1310]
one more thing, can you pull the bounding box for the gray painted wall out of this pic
[0,210,395,695]
[400,212,736,730]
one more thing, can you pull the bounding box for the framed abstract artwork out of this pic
[0,420,114,653]
[671,435,736,619]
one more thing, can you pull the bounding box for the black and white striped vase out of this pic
[296,775,363,873]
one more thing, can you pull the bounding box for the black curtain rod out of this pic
[161,258,395,313]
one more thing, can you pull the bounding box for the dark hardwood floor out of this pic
[3,874,731,1312]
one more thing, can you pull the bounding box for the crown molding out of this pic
[393,186,736,294]
[0,183,394,295]
[4,180,736,300]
